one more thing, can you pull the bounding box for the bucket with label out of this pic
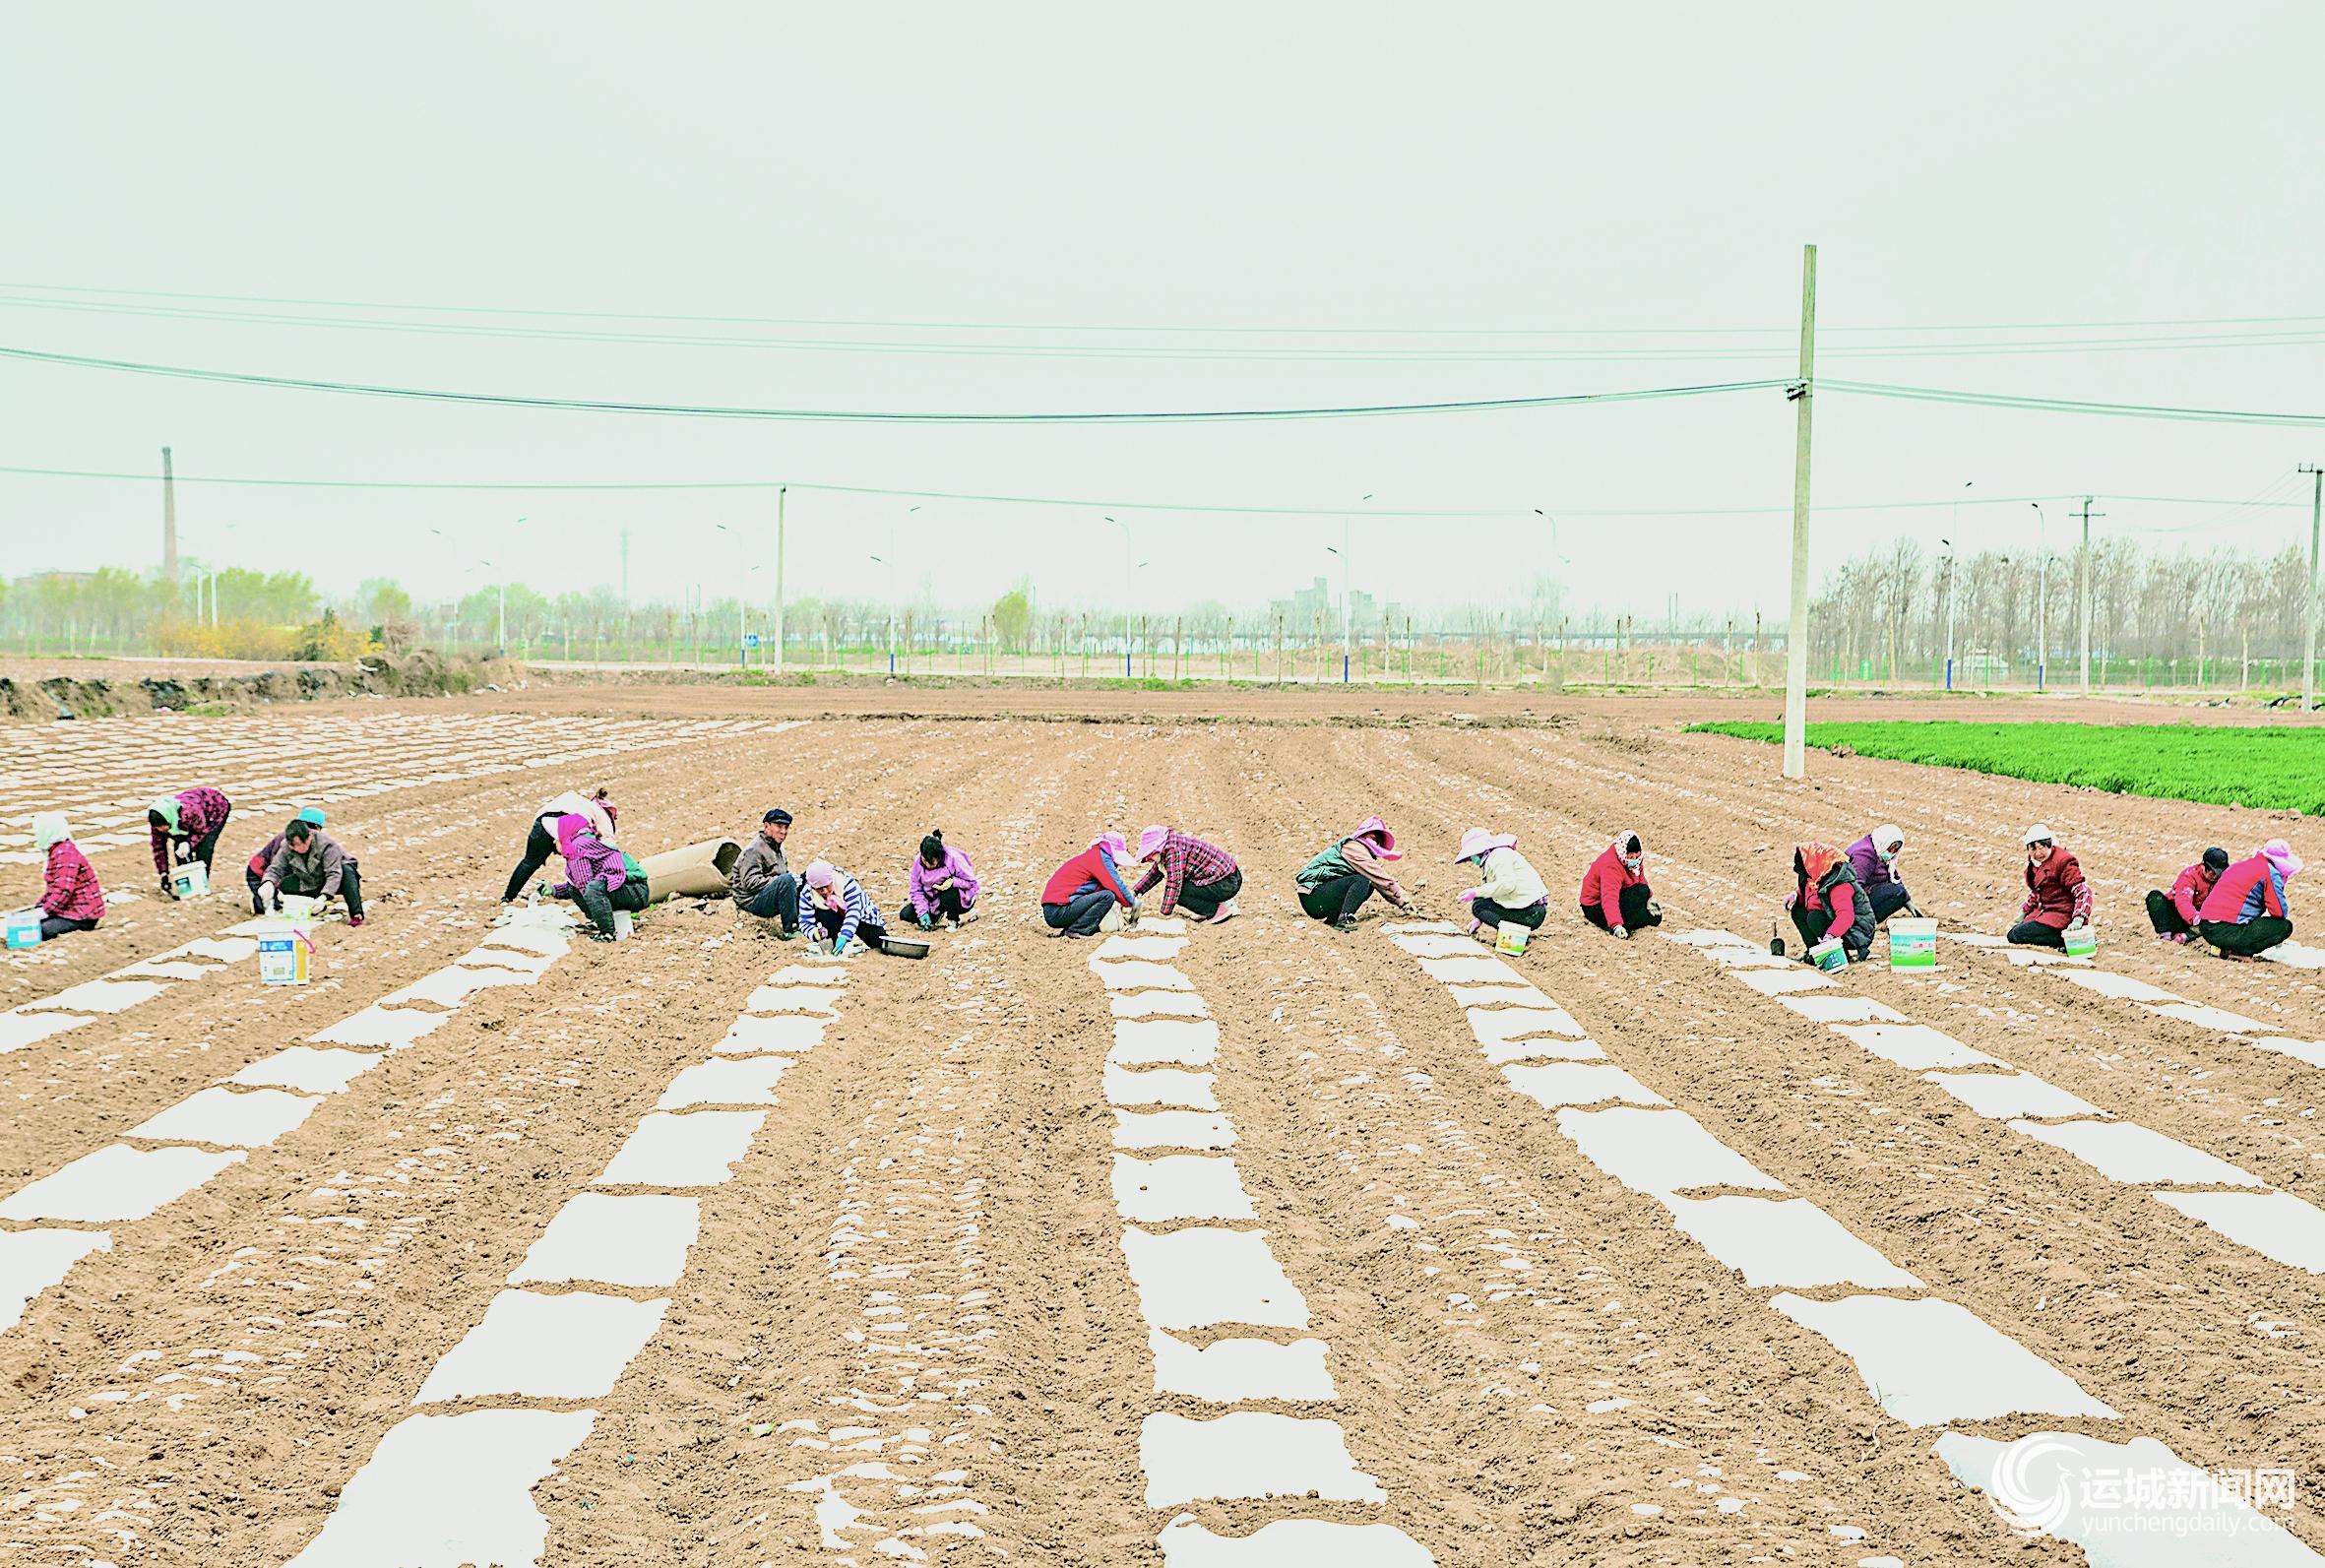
[1495,922,1531,957]
[170,861,211,900]
[612,910,635,941]
[1888,916,1938,971]
[5,909,42,949]
[1808,937,1848,972]
[2063,924,2098,958]
[260,918,316,984]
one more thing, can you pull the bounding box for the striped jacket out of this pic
[799,870,876,950]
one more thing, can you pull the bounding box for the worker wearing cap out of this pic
[246,807,328,914]
[730,807,798,936]
[2146,847,2231,944]
[2009,824,2092,949]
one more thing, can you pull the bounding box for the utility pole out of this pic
[2073,496,2105,695]
[160,447,179,591]
[2030,503,2048,692]
[2302,464,2322,711]
[1782,242,1817,780]
[619,528,630,662]
[773,485,787,676]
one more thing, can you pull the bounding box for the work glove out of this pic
[1611,925,1629,939]
[159,875,178,899]
[917,911,934,931]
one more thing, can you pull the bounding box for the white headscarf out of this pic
[31,813,70,852]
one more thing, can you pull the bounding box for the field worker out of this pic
[1786,842,1874,962]
[2009,825,2092,949]
[799,860,885,956]
[729,807,798,936]
[1040,832,1140,939]
[259,816,367,927]
[903,831,981,930]
[1455,827,1549,940]
[501,786,619,903]
[29,813,103,941]
[149,785,232,898]
[2196,840,2301,961]
[1580,830,1662,939]
[1844,824,1922,925]
[2146,847,2230,944]
[246,808,328,914]
[546,812,647,942]
[1133,825,1243,923]
[1295,816,1414,929]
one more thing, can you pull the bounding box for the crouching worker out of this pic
[799,860,885,956]
[31,813,103,940]
[247,808,328,914]
[150,786,231,898]
[1041,832,1139,939]
[2197,840,2301,961]
[502,787,617,903]
[2147,847,2229,944]
[2010,825,2090,949]
[1580,830,1661,939]
[260,816,366,926]
[730,808,798,936]
[1134,825,1242,923]
[1846,824,1921,925]
[548,813,648,942]
[902,831,980,930]
[1296,816,1414,930]
[1455,827,1549,941]
[1787,842,1873,963]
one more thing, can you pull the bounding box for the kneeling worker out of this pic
[260,815,366,926]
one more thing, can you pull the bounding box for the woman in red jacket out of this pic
[1579,831,1660,939]
[30,813,104,940]
[1040,832,1139,939]
[2010,825,2092,948]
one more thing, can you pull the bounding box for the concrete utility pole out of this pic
[2302,464,2322,711]
[2073,496,2105,695]
[773,485,787,676]
[2030,502,2048,692]
[1782,242,1817,780]
[160,447,179,589]
[619,528,630,662]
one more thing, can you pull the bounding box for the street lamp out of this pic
[1335,494,1374,683]
[1939,536,1957,692]
[1102,515,1137,677]
[714,523,755,668]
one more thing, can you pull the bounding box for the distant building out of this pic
[1268,576,1403,632]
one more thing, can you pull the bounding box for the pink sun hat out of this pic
[1136,825,1171,860]
[1455,827,1517,862]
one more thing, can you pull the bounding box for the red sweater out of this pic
[2167,861,2222,926]
[40,842,105,923]
[1578,845,1644,926]
[1040,845,1136,908]
[2021,847,2090,930]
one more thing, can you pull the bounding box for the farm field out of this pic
[1696,719,2325,814]
[6,701,2325,1564]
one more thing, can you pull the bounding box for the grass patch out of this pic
[1690,721,2325,814]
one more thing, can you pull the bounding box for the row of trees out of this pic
[1806,537,2316,678]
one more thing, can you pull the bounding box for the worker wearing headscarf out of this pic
[1040,832,1139,938]
[1580,830,1661,939]
[1296,815,1414,928]
[1787,842,1874,962]
[2196,840,2302,961]
[1844,824,1920,925]
[30,813,104,940]
[148,786,232,896]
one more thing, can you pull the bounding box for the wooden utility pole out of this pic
[1782,242,1817,780]
[2302,464,2323,711]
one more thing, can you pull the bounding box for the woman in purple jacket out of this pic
[547,813,648,941]
[900,831,981,930]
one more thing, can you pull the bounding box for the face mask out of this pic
[1622,855,1641,873]
[1880,845,1900,863]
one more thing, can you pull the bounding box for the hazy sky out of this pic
[4,4,2321,624]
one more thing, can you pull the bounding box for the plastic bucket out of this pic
[260,920,314,984]
[170,862,211,900]
[612,910,635,941]
[2063,926,2097,958]
[1809,938,1848,972]
[1495,923,1531,957]
[1888,917,1937,971]
[6,910,42,949]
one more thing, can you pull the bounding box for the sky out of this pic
[3,3,2321,626]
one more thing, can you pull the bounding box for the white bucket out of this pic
[260,919,315,984]
[1808,937,1847,972]
[6,909,42,949]
[1888,917,1937,971]
[1495,923,1531,957]
[2063,924,2098,958]
[612,910,634,941]
[170,861,211,900]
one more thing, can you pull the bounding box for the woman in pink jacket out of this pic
[902,831,980,930]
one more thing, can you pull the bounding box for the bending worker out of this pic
[150,786,232,898]
[1295,816,1414,929]
[1787,842,1874,963]
[2196,840,2301,961]
[2146,847,2229,944]
[260,815,366,926]
[1041,832,1139,939]
[1133,825,1242,923]
[503,786,618,904]
[1845,824,1922,925]
[547,812,648,942]
[1580,830,1662,939]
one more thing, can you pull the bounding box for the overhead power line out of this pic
[8,280,2325,340]
[0,461,2308,522]
[1823,379,2325,429]
[0,345,1786,423]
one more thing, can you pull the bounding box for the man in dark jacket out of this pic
[2146,847,2229,943]
[262,817,365,926]
[730,808,797,937]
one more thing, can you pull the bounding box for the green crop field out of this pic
[1690,721,2325,814]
